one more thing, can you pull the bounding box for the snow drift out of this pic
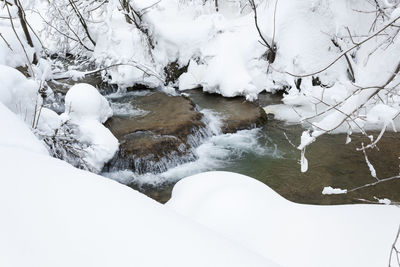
[167,171,400,267]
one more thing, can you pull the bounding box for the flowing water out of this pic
[49,62,400,205]
[103,89,400,204]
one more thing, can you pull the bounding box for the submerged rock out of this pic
[104,91,206,174]
[220,105,267,134]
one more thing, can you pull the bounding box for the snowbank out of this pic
[0,102,277,267]
[0,64,60,135]
[167,171,400,267]
[0,19,37,68]
[0,102,47,155]
[259,1,400,134]
[91,0,400,136]
[0,65,41,126]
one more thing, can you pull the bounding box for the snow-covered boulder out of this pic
[64,83,113,123]
[62,83,118,172]
[167,171,400,267]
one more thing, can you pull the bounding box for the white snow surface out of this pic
[64,83,113,123]
[322,186,348,195]
[0,102,48,155]
[167,171,400,267]
[0,65,41,126]
[0,104,278,267]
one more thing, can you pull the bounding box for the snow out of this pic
[35,107,62,135]
[23,0,400,138]
[322,186,348,195]
[167,171,400,267]
[1,2,399,266]
[377,197,392,205]
[0,65,41,126]
[0,24,36,68]
[0,66,118,172]
[63,83,118,172]
[0,103,278,267]
[366,104,399,125]
[0,102,47,155]
[64,83,113,123]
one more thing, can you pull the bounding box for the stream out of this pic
[50,69,400,205]
[102,88,400,205]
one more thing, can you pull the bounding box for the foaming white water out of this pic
[109,101,148,117]
[106,90,151,99]
[200,109,223,136]
[103,127,280,187]
[106,90,150,117]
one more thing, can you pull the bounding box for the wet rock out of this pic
[104,91,206,173]
[164,60,189,85]
[126,83,152,92]
[49,72,117,95]
[220,105,267,133]
[186,89,268,133]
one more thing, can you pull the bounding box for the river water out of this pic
[103,89,400,205]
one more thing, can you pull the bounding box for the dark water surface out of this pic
[131,90,400,205]
[223,122,400,205]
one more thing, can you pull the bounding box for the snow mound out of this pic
[63,83,118,172]
[0,65,41,126]
[0,102,47,155]
[0,25,36,68]
[64,83,113,123]
[167,171,400,267]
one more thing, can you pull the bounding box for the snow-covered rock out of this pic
[64,83,113,123]
[62,83,118,172]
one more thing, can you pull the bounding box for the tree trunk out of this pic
[121,0,132,24]
[14,0,37,64]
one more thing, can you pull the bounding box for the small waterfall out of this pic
[103,109,224,175]
[103,127,270,187]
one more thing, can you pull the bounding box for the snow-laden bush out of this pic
[54,83,118,173]
[0,64,118,173]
